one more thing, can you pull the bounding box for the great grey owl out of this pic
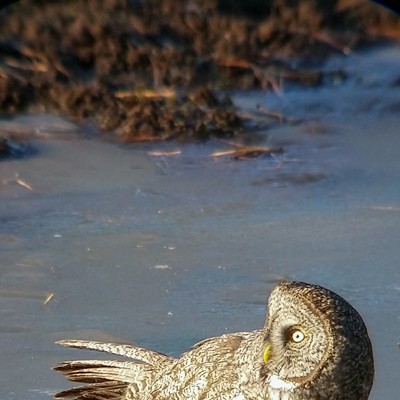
[54,281,374,400]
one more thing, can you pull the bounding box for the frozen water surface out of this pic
[0,46,399,399]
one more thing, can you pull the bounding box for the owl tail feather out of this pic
[53,340,173,400]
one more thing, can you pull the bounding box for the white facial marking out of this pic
[267,374,296,391]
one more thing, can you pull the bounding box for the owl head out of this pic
[260,281,374,400]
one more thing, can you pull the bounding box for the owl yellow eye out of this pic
[291,330,305,343]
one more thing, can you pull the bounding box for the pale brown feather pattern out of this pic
[56,340,170,365]
[54,340,174,399]
[53,282,375,400]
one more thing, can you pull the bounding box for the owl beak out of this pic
[263,343,271,363]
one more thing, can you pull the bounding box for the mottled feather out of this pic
[54,281,374,400]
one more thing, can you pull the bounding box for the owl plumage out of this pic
[54,281,374,400]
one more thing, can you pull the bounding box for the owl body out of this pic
[54,281,374,400]
[138,331,268,400]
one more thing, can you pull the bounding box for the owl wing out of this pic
[148,332,250,399]
[53,339,174,400]
[55,339,170,364]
